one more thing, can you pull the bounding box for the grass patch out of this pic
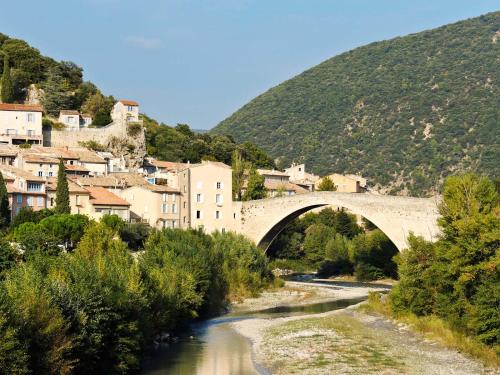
[263,313,405,373]
[360,292,500,368]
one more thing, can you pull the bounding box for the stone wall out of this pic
[43,121,127,148]
[43,120,147,171]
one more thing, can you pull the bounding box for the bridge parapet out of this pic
[238,192,441,251]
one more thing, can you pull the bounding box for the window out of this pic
[26,113,34,122]
[215,193,223,204]
[127,105,134,111]
[27,196,33,206]
[183,216,186,223]
[27,183,42,192]
[37,197,44,207]
[299,167,302,171]
[222,228,226,233]
[38,171,43,177]
[162,193,167,202]
[233,213,236,219]
[196,210,202,219]
[172,203,177,213]
[196,193,203,203]
[215,210,220,219]
[162,204,168,213]
[50,197,54,206]
[183,201,187,209]
[216,182,222,189]
[16,195,22,204]
[183,185,187,193]
[48,172,53,177]
[172,220,177,228]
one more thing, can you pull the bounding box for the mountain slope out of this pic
[213,12,500,196]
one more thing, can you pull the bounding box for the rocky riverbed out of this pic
[232,281,499,375]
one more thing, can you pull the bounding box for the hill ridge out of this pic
[213,11,500,196]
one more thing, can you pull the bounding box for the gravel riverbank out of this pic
[231,281,499,375]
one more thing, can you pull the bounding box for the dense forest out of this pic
[213,11,500,196]
[0,33,274,167]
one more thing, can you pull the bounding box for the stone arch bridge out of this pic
[237,192,441,251]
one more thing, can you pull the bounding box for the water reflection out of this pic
[141,296,366,375]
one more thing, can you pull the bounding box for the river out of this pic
[140,280,375,375]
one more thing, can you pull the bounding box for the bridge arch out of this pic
[238,192,441,252]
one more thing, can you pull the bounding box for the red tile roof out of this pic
[87,187,130,206]
[0,103,43,112]
[59,110,80,116]
[119,100,139,106]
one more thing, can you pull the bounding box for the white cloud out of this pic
[125,36,163,49]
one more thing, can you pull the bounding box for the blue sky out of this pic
[1,1,498,129]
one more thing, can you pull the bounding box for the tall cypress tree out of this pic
[0,55,13,103]
[55,159,70,214]
[0,172,10,227]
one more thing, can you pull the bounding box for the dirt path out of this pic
[231,281,498,375]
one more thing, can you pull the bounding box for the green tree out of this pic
[0,238,17,278]
[317,176,337,191]
[55,159,70,214]
[303,223,336,265]
[232,149,247,201]
[0,172,10,227]
[0,54,13,103]
[243,167,267,200]
[42,66,73,116]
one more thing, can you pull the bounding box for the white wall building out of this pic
[111,100,140,123]
[0,104,43,145]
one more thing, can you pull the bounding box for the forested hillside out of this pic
[213,12,500,196]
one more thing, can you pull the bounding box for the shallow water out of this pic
[140,295,366,375]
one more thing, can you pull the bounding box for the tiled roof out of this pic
[181,161,231,171]
[65,164,90,172]
[137,183,180,193]
[149,159,188,170]
[119,99,139,106]
[71,173,147,188]
[0,103,43,112]
[22,154,60,164]
[0,165,45,182]
[45,177,89,194]
[59,110,80,116]
[257,169,289,177]
[0,146,18,157]
[87,187,130,206]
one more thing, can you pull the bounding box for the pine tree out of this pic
[55,159,70,214]
[0,172,10,227]
[0,55,13,103]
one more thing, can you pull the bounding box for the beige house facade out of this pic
[0,104,43,145]
[178,161,236,233]
[120,184,181,228]
[317,173,367,193]
[111,100,140,123]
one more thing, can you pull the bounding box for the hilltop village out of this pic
[0,100,367,231]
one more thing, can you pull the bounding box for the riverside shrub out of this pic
[390,174,499,346]
[0,225,274,374]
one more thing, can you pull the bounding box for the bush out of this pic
[353,262,385,281]
[127,122,142,137]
